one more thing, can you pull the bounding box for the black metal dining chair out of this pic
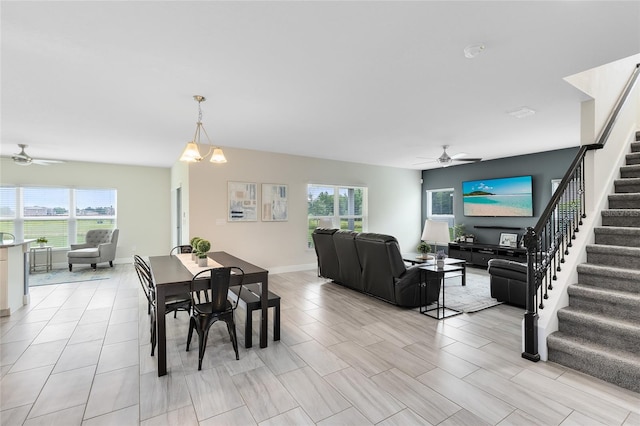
[186,266,244,370]
[134,255,191,356]
[169,245,193,255]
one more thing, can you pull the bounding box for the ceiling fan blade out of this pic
[450,152,467,160]
[32,159,64,166]
[454,157,482,162]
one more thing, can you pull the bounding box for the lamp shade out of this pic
[210,147,227,163]
[421,220,450,245]
[180,142,202,162]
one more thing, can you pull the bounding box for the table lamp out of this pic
[421,220,451,255]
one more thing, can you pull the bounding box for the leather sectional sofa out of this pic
[487,258,527,307]
[311,229,440,308]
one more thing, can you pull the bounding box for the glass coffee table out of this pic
[403,254,466,286]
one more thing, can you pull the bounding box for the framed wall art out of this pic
[262,183,288,221]
[499,232,518,248]
[228,181,257,221]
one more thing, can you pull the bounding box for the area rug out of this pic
[435,267,503,313]
[29,267,114,286]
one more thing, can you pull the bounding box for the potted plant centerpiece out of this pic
[416,241,432,259]
[196,239,211,267]
[36,237,48,247]
[190,237,202,261]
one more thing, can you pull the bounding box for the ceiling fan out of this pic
[414,145,482,167]
[10,144,64,166]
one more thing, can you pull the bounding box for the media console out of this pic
[448,242,526,268]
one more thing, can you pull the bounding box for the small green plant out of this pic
[36,237,48,244]
[196,239,211,259]
[416,241,431,254]
[190,236,202,249]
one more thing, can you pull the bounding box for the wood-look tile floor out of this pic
[1,264,639,425]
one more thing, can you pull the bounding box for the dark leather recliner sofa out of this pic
[312,229,440,308]
[487,258,527,307]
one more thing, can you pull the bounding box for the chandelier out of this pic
[179,95,227,164]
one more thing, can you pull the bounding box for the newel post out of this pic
[522,226,540,362]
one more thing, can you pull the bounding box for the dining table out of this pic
[149,251,269,376]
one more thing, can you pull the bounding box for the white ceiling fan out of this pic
[10,144,64,166]
[414,145,482,168]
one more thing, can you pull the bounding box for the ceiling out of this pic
[2,1,639,170]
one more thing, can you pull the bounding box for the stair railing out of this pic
[522,63,640,362]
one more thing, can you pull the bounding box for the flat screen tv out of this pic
[462,175,533,217]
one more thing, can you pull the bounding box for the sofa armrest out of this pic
[98,242,117,259]
[70,243,92,250]
[487,258,527,274]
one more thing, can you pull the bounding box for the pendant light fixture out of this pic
[179,95,227,164]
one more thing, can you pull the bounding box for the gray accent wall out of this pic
[421,147,579,246]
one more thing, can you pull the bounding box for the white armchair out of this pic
[67,229,119,271]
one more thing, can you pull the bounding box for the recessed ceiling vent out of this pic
[508,107,536,119]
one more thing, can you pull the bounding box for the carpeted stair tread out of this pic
[600,210,640,227]
[586,244,640,269]
[632,141,640,153]
[614,177,640,192]
[594,225,640,247]
[567,284,640,321]
[601,209,640,217]
[547,332,640,393]
[594,225,640,235]
[557,307,640,353]
[608,193,640,209]
[625,152,640,165]
[600,210,640,228]
[620,164,640,178]
[577,263,640,292]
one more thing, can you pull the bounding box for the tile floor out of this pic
[1,264,639,425]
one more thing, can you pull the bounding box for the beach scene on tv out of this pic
[463,176,533,217]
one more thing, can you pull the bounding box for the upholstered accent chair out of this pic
[67,229,119,271]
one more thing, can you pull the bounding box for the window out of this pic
[0,186,117,249]
[426,188,455,228]
[307,184,367,248]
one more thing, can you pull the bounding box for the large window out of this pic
[426,188,455,228]
[308,184,367,248]
[0,186,117,249]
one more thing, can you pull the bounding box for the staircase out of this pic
[547,131,640,393]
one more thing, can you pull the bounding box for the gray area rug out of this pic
[29,266,113,286]
[436,267,502,313]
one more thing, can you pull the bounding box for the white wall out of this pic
[178,147,422,273]
[0,158,172,266]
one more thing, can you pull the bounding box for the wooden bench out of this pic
[229,283,280,348]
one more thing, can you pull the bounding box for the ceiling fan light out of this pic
[180,142,202,162]
[210,147,227,163]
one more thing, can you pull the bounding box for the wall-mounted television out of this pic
[462,175,533,217]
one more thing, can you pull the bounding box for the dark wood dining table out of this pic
[149,251,269,376]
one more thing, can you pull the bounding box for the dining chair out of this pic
[169,245,193,255]
[134,255,191,356]
[186,266,245,370]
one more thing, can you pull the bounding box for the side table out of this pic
[419,264,464,319]
[30,246,52,272]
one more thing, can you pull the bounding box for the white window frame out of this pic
[308,184,368,248]
[1,186,117,249]
[426,187,455,228]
